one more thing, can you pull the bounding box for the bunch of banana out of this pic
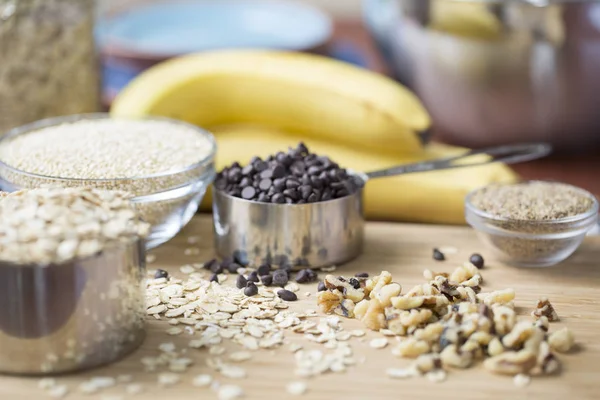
[110,50,518,224]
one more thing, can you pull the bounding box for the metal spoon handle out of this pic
[365,143,552,179]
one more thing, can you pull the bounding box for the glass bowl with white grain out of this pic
[465,181,599,267]
[0,113,216,249]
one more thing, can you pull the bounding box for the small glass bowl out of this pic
[465,182,599,267]
[0,114,216,249]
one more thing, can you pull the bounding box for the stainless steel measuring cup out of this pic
[212,143,552,269]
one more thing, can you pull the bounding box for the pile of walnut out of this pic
[317,263,575,381]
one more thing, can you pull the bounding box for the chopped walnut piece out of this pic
[414,322,444,343]
[534,316,549,332]
[414,353,442,373]
[480,288,515,306]
[323,275,365,303]
[449,262,479,284]
[373,283,402,308]
[483,350,537,375]
[532,298,559,322]
[548,328,575,353]
[391,295,448,311]
[353,299,369,320]
[440,344,473,368]
[488,337,505,357]
[492,305,516,336]
[333,299,356,318]
[358,299,386,331]
[392,338,430,358]
[316,290,343,314]
[502,321,535,349]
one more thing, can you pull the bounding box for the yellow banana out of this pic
[199,125,519,225]
[110,50,429,155]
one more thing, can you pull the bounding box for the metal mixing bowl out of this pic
[364,0,600,151]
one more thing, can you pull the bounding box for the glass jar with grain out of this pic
[0,0,100,133]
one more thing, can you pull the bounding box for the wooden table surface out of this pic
[2,215,599,399]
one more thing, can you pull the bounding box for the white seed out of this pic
[209,346,227,356]
[386,367,418,379]
[287,381,308,395]
[38,378,56,390]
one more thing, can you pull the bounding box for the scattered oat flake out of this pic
[321,266,336,272]
[369,338,389,349]
[386,367,417,379]
[220,365,247,379]
[209,346,227,356]
[187,236,200,244]
[218,384,244,400]
[290,343,303,353]
[126,383,144,395]
[159,342,176,353]
[158,373,181,386]
[350,329,365,337]
[48,385,69,398]
[166,327,183,335]
[426,369,447,383]
[287,381,308,395]
[514,374,531,388]
[229,351,252,362]
[38,378,56,389]
[184,247,200,256]
[192,374,213,387]
[180,265,196,274]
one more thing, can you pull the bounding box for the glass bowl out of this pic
[465,182,599,267]
[0,114,216,249]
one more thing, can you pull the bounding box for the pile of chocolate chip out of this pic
[214,143,362,204]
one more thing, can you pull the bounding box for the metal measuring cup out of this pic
[212,143,551,269]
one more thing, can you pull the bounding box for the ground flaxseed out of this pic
[469,181,595,221]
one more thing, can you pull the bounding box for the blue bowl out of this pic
[97,0,333,58]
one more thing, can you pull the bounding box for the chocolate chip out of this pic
[260,169,273,179]
[271,193,285,204]
[348,278,361,289]
[154,269,168,279]
[244,282,259,296]
[257,264,271,276]
[214,142,359,205]
[272,269,289,287]
[210,262,224,274]
[203,258,218,271]
[220,257,233,269]
[469,253,485,269]
[259,179,272,191]
[260,274,273,286]
[241,186,256,200]
[236,274,248,289]
[282,188,298,201]
[317,281,326,292]
[241,164,254,175]
[355,272,369,278]
[277,289,298,301]
[295,268,318,284]
[247,270,259,283]
[209,274,219,283]
[228,262,242,274]
[433,248,445,261]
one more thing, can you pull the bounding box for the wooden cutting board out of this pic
[2,215,600,400]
